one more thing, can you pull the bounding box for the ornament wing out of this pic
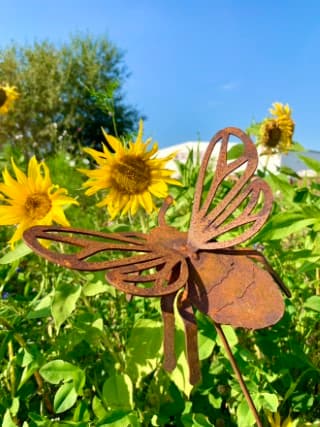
[23,225,188,297]
[187,127,272,250]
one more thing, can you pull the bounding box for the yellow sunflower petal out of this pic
[282,416,293,427]
[51,207,71,226]
[131,119,146,154]
[121,199,132,216]
[8,219,33,248]
[83,146,109,166]
[3,167,17,187]
[0,205,24,225]
[0,84,19,115]
[102,128,124,154]
[144,142,159,159]
[108,204,121,219]
[148,181,168,198]
[27,157,41,193]
[140,191,153,213]
[11,158,28,185]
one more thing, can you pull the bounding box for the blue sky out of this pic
[2,0,320,150]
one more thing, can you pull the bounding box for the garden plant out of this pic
[0,75,319,427]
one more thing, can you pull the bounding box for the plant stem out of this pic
[138,210,148,233]
[110,110,119,138]
[8,340,16,397]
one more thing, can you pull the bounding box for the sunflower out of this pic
[0,84,19,114]
[267,411,296,427]
[79,120,182,218]
[259,102,295,153]
[0,157,78,247]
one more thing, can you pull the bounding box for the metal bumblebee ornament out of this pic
[24,127,290,427]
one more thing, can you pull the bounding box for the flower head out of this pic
[0,84,19,115]
[0,157,78,247]
[79,120,181,218]
[259,102,295,153]
[267,411,297,427]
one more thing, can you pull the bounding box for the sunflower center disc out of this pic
[0,89,7,107]
[25,193,52,220]
[112,155,151,194]
[267,127,282,147]
[263,121,282,148]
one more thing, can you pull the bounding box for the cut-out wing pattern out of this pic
[187,127,273,250]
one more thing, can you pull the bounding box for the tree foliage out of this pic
[0,34,141,157]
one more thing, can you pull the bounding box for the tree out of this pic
[0,34,141,157]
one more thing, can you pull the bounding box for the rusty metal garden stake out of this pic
[214,322,263,427]
[24,127,291,426]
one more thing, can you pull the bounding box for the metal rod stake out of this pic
[214,322,263,427]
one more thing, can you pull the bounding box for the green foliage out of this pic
[0,142,320,426]
[0,34,140,157]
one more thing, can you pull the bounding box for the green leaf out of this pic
[291,141,305,152]
[291,392,314,412]
[236,398,256,427]
[28,413,51,427]
[27,295,52,319]
[304,296,320,312]
[10,397,19,416]
[39,360,85,393]
[198,330,215,360]
[268,218,316,239]
[18,361,39,390]
[217,325,238,348]
[191,414,214,427]
[0,242,32,264]
[92,396,108,420]
[51,282,81,331]
[278,165,300,178]
[169,346,193,397]
[258,392,279,412]
[102,374,133,411]
[127,318,162,357]
[2,410,18,427]
[299,154,320,173]
[126,318,162,380]
[73,400,91,422]
[227,143,244,160]
[254,212,317,241]
[208,394,222,409]
[169,299,193,397]
[298,260,320,274]
[54,382,78,413]
[246,122,261,137]
[82,280,110,296]
[97,410,140,427]
[282,249,320,262]
[266,173,295,201]
[299,204,320,218]
[18,348,34,367]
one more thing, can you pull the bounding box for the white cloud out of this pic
[220,81,238,91]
